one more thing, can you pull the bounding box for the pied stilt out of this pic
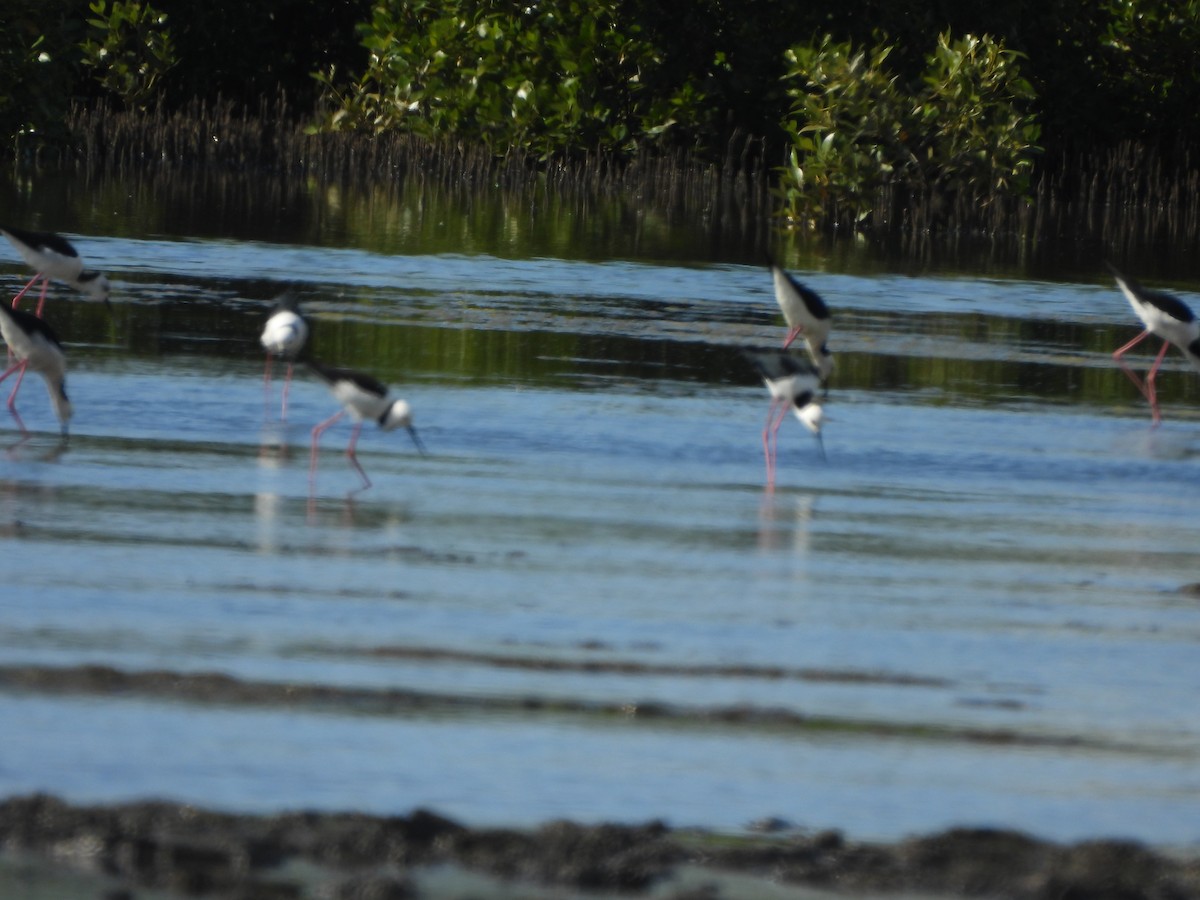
[260,291,309,420]
[1106,262,1200,426]
[0,226,111,316]
[307,359,425,492]
[767,256,834,381]
[746,350,825,489]
[0,302,72,437]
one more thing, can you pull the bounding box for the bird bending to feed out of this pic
[0,302,72,437]
[0,225,111,316]
[746,350,825,489]
[307,359,426,492]
[767,255,834,382]
[1106,262,1200,426]
[260,291,309,420]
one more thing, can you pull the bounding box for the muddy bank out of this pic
[1,794,1196,900]
[0,663,1130,752]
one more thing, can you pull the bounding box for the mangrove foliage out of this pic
[3,0,1200,238]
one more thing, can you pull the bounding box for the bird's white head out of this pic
[795,402,824,435]
[76,271,111,306]
[379,398,428,456]
[379,399,413,432]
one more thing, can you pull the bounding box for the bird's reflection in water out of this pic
[258,422,293,464]
[254,489,283,554]
[757,490,816,557]
[306,491,361,528]
[5,426,69,463]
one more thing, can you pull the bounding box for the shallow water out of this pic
[0,173,1198,848]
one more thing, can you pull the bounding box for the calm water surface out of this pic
[0,171,1197,848]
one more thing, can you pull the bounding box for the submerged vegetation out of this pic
[3,1,1200,246]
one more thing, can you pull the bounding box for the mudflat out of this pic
[1,794,1197,899]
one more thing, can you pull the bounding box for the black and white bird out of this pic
[768,256,834,382]
[260,291,309,420]
[1,225,111,316]
[0,302,72,437]
[307,359,425,492]
[746,350,825,489]
[1107,262,1200,426]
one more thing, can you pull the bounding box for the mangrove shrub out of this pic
[313,0,703,156]
[777,31,1040,230]
[0,0,84,147]
[80,1,177,111]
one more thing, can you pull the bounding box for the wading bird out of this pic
[767,256,834,382]
[0,302,72,438]
[1106,262,1200,426]
[260,291,309,420]
[308,359,425,492]
[746,350,825,489]
[1,226,111,316]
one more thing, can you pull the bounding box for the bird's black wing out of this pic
[270,289,303,314]
[1144,288,1196,323]
[1106,261,1196,323]
[766,254,831,320]
[306,359,389,397]
[786,273,830,320]
[8,307,64,349]
[1,225,79,258]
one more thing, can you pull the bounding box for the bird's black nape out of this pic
[271,288,303,314]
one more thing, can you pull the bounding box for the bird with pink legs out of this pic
[746,350,825,491]
[767,255,834,383]
[307,359,426,494]
[1106,262,1200,426]
[0,299,72,441]
[260,291,309,421]
[1,226,110,317]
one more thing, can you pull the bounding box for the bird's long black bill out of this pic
[407,426,428,456]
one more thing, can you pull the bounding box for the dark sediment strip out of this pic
[308,640,957,686]
[0,663,1142,752]
[0,793,1196,899]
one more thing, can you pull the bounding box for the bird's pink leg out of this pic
[1143,339,1172,427]
[0,359,28,419]
[768,401,790,485]
[0,357,28,434]
[782,325,805,349]
[762,397,782,488]
[8,276,43,365]
[345,422,371,492]
[762,398,792,490]
[33,278,49,318]
[1113,329,1153,400]
[10,273,41,310]
[309,410,345,485]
